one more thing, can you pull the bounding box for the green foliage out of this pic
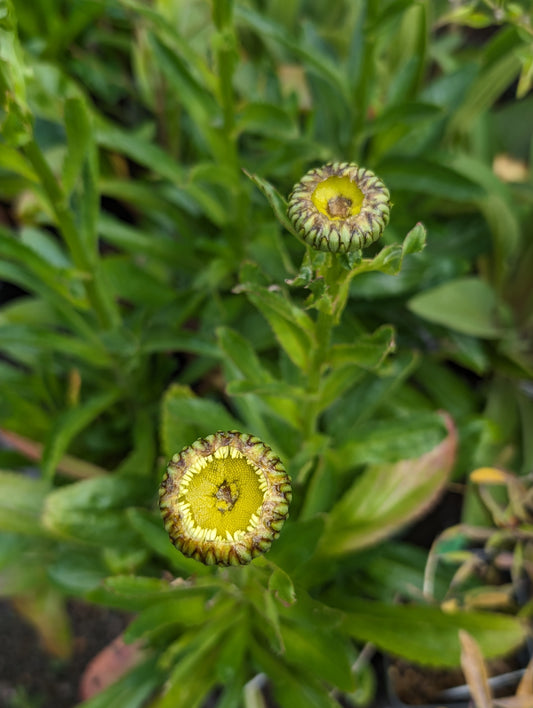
[0,0,532,705]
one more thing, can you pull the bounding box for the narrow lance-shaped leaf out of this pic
[41,389,122,480]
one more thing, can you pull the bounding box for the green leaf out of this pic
[322,414,457,556]
[98,214,187,266]
[235,5,350,103]
[0,143,37,180]
[408,277,507,339]
[155,607,235,708]
[42,474,151,547]
[126,508,210,577]
[215,618,248,684]
[160,383,241,460]
[102,256,175,307]
[341,598,527,667]
[0,322,111,368]
[237,102,298,139]
[244,169,300,239]
[251,640,340,708]
[377,158,485,201]
[268,566,296,606]
[448,47,521,138]
[281,619,355,692]
[240,283,315,372]
[63,96,92,194]
[328,412,448,469]
[227,379,307,400]
[218,325,304,429]
[48,546,108,595]
[0,227,84,306]
[124,595,208,642]
[41,389,121,480]
[363,102,443,136]
[216,326,272,384]
[349,222,426,278]
[328,325,396,370]
[0,470,48,534]
[89,575,218,612]
[96,125,186,184]
[267,516,325,575]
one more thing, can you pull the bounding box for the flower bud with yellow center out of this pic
[287,162,391,253]
[159,431,292,566]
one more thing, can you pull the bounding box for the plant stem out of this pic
[212,0,236,138]
[303,254,353,437]
[23,138,120,330]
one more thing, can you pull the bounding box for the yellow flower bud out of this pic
[159,431,292,566]
[287,162,391,252]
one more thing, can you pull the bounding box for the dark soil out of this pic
[388,654,525,706]
[0,599,130,708]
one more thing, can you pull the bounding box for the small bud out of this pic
[287,162,391,253]
[159,431,292,566]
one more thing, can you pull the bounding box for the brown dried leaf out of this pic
[79,634,145,701]
[459,629,492,708]
[516,656,533,697]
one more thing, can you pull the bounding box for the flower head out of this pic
[287,162,391,253]
[159,431,292,566]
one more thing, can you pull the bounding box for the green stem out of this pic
[212,0,236,137]
[24,138,119,330]
[302,254,357,437]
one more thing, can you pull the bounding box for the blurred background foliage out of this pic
[0,0,532,706]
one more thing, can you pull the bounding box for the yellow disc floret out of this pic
[287,162,391,253]
[178,449,266,538]
[159,431,292,566]
[311,175,364,220]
